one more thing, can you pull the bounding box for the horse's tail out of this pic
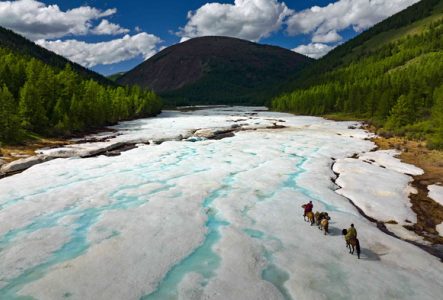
[356,239,361,258]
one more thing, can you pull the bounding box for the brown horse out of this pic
[342,229,360,259]
[314,211,320,224]
[320,218,329,235]
[316,212,330,234]
[305,211,315,225]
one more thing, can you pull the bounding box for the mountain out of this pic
[272,0,443,148]
[117,36,313,106]
[0,26,114,86]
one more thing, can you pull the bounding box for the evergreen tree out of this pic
[18,81,48,132]
[386,94,415,130]
[429,85,443,148]
[0,85,21,142]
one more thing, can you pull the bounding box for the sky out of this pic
[0,0,420,75]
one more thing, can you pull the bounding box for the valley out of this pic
[1,107,442,299]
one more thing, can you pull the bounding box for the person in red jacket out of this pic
[303,201,313,219]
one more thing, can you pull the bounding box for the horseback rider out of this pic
[303,201,313,217]
[345,224,357,243]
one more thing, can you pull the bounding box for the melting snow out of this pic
[0,107,442,300]
[428,185,443,235]
[428,184,443,207]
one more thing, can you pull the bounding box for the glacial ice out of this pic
[428,184,443,207]
[333,157,417,224]
[428,185,443,235]
[358,150,423,176]
[1,107,442,300]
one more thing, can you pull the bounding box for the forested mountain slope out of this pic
[272,0,443,148]
[0,26,114,86]
[118,36,312,106]
[0,29,162,144]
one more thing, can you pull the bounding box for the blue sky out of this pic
[0,0,419,75]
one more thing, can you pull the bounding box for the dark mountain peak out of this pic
[118,36,312,105]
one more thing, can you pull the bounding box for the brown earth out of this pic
[0,138,71,164]
[0,128,118,164]
[371,135,443,244]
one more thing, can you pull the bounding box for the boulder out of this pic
[194,129,217,139]
[0,155,51,174]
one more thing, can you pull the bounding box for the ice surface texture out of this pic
[428,185,443,235]
[1,107,442,300]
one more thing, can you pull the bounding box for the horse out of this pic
[314,211,321,225]
[319,218,329,235]
[342,229,360,259]
[305,211,315,225]
[316,212,330,234]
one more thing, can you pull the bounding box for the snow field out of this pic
[0,107,442,300]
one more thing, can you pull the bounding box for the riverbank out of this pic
[0,126,122,165]
[371,135,443,244]
[323,113,443,245]
[0,138,70,165]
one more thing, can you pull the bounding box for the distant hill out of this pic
[273,0,443,148]
[108,72,126,82]
[117,36,312,105]
[0,26,114,86]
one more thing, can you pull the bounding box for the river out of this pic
[1,107,442,300]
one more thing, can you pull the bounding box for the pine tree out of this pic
[386,94,415,130]
[0,85,21,142]
[428,84,443,148]
[18,81,48,132]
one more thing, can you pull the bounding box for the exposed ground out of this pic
[323,113,443,245]
[0,138,71,164]
[371,135,443,244]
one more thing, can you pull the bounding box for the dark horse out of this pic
[316,212,330,235]
[342,229,361,259]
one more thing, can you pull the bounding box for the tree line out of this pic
[272,18,443,149]
[0,47,162,144]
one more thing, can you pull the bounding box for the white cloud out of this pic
[312,30,342,43]
[292,43,334,59]
[287,0,419,37]
[0,0,121,40]
[36,33,162,68]
[91,20,129,35]
[178,0,292,42]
